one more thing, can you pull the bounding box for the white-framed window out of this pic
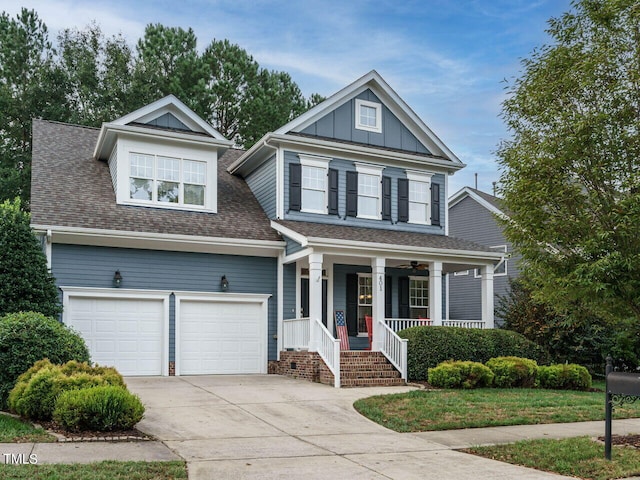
[356,163,383,220]
[357,274,372,335]
[475,245,508,278]
[129,153,206,207]
[406,171,433,225]
[409,277,429,319]
[299,155,330,214]
[355,99,382,133]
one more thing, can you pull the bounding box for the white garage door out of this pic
[178,299,266,375]
[66,296,165,376]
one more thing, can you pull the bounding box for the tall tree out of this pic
[498,0,640,328]
[0,8,67,206]
[57,24,135,125]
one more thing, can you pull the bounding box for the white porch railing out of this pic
[443,319,485,329]
[385,318,433,332]
[311,318,341,388]
[283,317,310,350]
[379,320,408,381]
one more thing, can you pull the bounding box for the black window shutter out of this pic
[382,176,392,221]
[328,168,339,215]
[398,178,409,222]
[399,276,410,319]
[346,171,358,217]
[431,182,441,226]
[289,163,301,212]
[346,273,358,335]
[385,275,393,318]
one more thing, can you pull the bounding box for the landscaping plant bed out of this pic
[597,434,640,449]
[39,420,152,442]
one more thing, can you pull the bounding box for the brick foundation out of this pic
[269,351,334,386]
[168,361,175,376]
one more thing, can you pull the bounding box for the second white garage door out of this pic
[177,295,268,375]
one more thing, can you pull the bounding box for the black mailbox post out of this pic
[605,356,640,459]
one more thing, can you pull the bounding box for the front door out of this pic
[300,278,328,326]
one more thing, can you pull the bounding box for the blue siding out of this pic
[245,155,277,219]
[52,244,279,361]
[283,150,446,234]
[300,89,430,155]
[448,195,520,324]
[143,112,190,132]
[283,263,296,318]
[284,237,303,256]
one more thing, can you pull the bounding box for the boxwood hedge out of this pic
[398,326,549,381]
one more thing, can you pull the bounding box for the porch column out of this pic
[429,261,443,326]
[481,264,494,329]
[308,252,323,351]
[371,256,385,351]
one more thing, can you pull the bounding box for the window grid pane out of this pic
[183,160,206,185]
[184,184,205,206]
[409,279,428,308]
[358,276,372,306]
[157,156,180,181]
[302,166,325,191]
[360,105,377,127]
[130,154,154,179]
[359,174,378,196]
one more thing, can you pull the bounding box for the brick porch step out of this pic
[339,351,405,387]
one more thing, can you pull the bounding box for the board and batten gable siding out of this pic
[300,89,430,155]
[283,150,446,234]
[51,244,278,361]
[244,155,277,219]
[448,195,519,324]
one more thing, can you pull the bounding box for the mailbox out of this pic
[607,372,640,397]
[605,357,640,460]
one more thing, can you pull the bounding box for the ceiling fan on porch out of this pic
[396,261,429,274]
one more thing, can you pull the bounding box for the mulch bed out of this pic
[596,434,640,449]
[38,420,151,442]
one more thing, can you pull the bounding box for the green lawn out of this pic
[0,461,187,479]
[466,437,640,480]
[0,413,55,442]
[353,387,640,432]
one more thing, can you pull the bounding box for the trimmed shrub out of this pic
[53,386,145,432]
[428,360,494,389]
[8,359,124,421]
[0,312,90,408]
[538,364,592,391]
[398,326,548,381]
[486,356,538,388]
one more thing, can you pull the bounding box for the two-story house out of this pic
[30,70,502,387]
[448,187,519,326]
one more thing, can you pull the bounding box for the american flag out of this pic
[335,311,350,350]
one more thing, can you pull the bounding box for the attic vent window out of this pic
[355,99,382,133]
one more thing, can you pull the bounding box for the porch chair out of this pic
[365,315,373,350]
[334,310,350,350]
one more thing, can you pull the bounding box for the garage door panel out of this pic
[179,299,265,375]
[66,296,164,376]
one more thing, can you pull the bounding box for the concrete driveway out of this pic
[126,375,571,480]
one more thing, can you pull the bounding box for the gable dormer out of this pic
[94,95,233,213]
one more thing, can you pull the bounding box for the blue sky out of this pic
[3,0,573,195]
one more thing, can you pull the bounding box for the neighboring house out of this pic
[448,187,519,326]
[30,70,502,386]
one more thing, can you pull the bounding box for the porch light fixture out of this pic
[113,270,123,288]
[221,275,229,292]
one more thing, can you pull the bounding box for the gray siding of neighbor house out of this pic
[283,150,446,234]
[448,195,519,324]
[51,244,279,361]
[300,89,431,155]
[244,155,277,219]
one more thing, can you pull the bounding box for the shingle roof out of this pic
[273,219,495,253]
[30,119,281,242]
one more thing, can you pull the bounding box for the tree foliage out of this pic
[498,0,640,330]
[0,8,323,206]
[0,198,61,317]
